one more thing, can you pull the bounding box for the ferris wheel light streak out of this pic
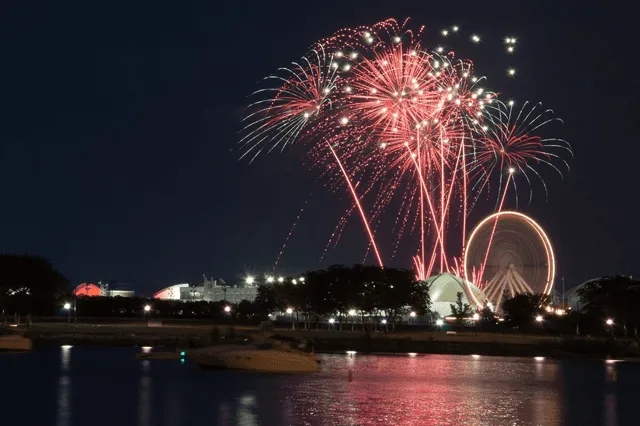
[464,211,555,308]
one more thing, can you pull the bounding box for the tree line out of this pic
[1,253,639,338]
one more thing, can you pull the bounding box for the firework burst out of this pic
[239,18,571,288]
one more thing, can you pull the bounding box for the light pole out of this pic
[348,309,357,331]
[286,307,294,330]
[606,318,614,338]
[63,303,71,326]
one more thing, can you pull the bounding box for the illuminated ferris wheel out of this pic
[464,211,555,308]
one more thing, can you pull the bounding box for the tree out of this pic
[0,254,69,320]
[577,275,640,337]
[253,284,278,320]
[450,292,473,325]
[501,292,548,331]
[479,304,496,330]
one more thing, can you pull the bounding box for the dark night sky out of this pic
[0,1,637,294]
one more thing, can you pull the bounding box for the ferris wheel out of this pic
[464,211,555,308]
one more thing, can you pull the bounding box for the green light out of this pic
[180,351,186,357]
[180,359,185,364]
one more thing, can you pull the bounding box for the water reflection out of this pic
[285,354,563,426]
[2,348,638,426]
[56,345,72,426]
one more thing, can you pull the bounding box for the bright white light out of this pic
[441,30,449,36]
[63,303,71,310]
[380,142,387,149]
[348,309,357,316]
[509,167,516,174]
[366,37,374,44]
[471,34,480,43]
[346,350,357,355]
[394,36,401,43]
[507,46,514,53]
[245,276,255,285]
[344,86,352,93]
[410,50,417,56]
[508,100,515,106]
[328,318,335,324]
[343,64,351,71]
[436,46,444,53]
[409,311,416,317]
[436,319,444,326]
[508,68,516,76]
[303,112,309,118]
[364,32,371,38]
[371,88,378,94]
[144,305,151,312]
[536,315,543,322]
[340,117,349,125]
[266,276,274,283]
[292,279,297,285]
[408,352,417,357]
[350,52,358,60]
[534,356,545,361]
[224,306,231,313]
[472,354,481,359]
[471,77,478,83]
[472,313,480,321]
[286,308,293,314]
[335,51,343,57]
[452,26,459,32]
[606,318,614,326]
[381,319,387,324]
[277,277,284,283]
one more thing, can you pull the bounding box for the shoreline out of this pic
[15,324,640,361]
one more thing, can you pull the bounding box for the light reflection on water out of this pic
[0,347,638,426]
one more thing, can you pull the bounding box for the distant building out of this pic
[153,276,258,303]
[73,282,135,298]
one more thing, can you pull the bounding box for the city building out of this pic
[153,276,259,303]
[73,282,135,298]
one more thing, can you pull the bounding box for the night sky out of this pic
[1,1,637,294]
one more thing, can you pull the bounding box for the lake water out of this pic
[0,347,638,425]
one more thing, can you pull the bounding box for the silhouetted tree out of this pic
[501,293,548,331]
[450,292,473,325]
[577,275,640,337]
[0,254,69,320]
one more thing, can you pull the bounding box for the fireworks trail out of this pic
[241,18,571,296]
[272,197,310,271]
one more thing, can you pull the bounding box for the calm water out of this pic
[0,347,638,426]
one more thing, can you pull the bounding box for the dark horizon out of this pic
[1,1,637,295]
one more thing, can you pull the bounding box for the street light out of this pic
[299,277,305,283]
[606,318,614,326]
[144,305,151,312]
[329,318,335,330]
[266,276,274,283]
[472,313,480,321]
[245,276,255,285]
[286,307,294,330]
[277,277,284,283]
[63,303,71,325]
[536,315,543,323]
[436,319,444,327]
[409,311,416,317]
[224,305,231,313]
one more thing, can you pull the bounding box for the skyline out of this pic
[0,2,637,292]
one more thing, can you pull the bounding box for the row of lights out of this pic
[246,276,306,285]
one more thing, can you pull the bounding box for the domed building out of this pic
[425,273,486,318]
[73,283,102,297]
